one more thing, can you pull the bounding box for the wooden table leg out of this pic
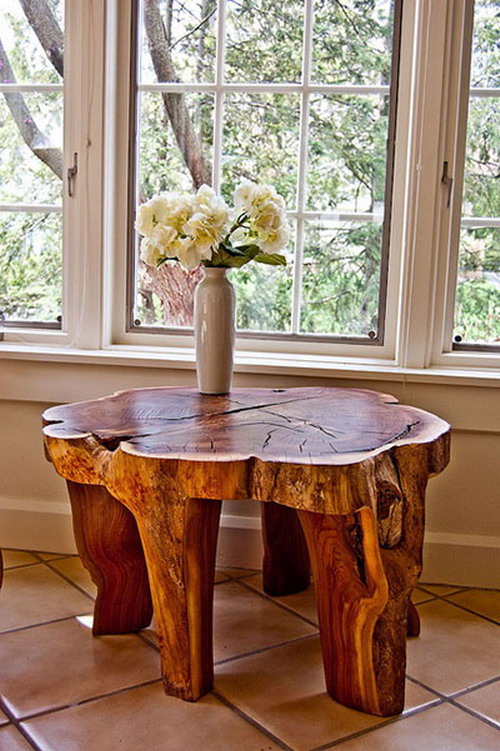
[261,502,310,596]
[66,481,153,635]
[298,448,429,716]
[134,495,222,701]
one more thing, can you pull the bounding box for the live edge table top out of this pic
[43,386,450,516]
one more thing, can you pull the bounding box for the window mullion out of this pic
[291,0,314,336]
[211,0,227,193]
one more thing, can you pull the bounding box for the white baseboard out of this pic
[0,500,498,587]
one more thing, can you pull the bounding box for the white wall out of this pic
[0,356,499,586]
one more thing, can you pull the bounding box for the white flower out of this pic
[250,199,284,234]
[175,237,207,270]
[135,204,155,237]
[234,180,258,211]
[258,226,289,253]
[140,237,163,266]
[150,224,177,253]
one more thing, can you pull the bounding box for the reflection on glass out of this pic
[0,211,62,322]
[470,0,500,88]
[138,92,214,199]
[455,228,500,344]
[222,93,300,207]
[140,0,216,84]
[0,93,63,204]
[0,0,64,84]
[307,94,389,213]
[225,0,303,83]
[311,0,394,85]
[300,219,382,336]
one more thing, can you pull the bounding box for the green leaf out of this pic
[253,252,287,266]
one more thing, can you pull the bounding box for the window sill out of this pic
[0,341,499,388]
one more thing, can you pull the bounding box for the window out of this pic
[1,0,498,372]
[450,0,500,351]
[129,0,401,346]
[0,0,64,329]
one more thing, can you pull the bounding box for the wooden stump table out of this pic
[43,387,450,716]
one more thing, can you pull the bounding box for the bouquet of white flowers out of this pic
[136,181,289,271]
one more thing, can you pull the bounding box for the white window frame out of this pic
[1,0,499,376]
[0,0,106,349]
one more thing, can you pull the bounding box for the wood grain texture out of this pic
[134,494,222,700]
[261,502,310,596]
[42,387,450,714]
[66,481,153,634]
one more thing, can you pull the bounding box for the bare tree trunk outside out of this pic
[0,36,63,179]
[18,0,64,76]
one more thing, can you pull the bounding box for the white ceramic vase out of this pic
[194,267,235,394]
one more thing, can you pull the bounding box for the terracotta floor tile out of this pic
[1,550,39,569]
[455,679,500,726]
[49,557,97,598]
[215,636,437,751]
[445,589,500,623]
[0,565,93,632]
[407,600,500,695]
[23,683,283,751]
[322,703,500,750]
[244,574,319,624]
[143,580,317,661]
[0,617,160,718]
[0,726,33,750]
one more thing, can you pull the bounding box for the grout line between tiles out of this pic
[0,612,94,637]
[41,560,96,602]
[236,578,320,628]
[448,674,500,700]
[448,698,500,731]
[307,698,446,751]
[0,697,43,751]
[211,689,295,751]
[442,599,500,626]
[214,631,318,667]
[15,678,163,724]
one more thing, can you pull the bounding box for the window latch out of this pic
[67,152,78,197]
[441,161,453,208]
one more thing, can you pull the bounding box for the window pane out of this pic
[470,0,500,88]
[232,240,294,333]
[137,92,214,198]
[221,93,300,207]
[132,0,399,341]
[300,219,382,336]
[462,98,500,219]
[0,0,63,84]
[307,94,389,213]
[225,0,303,83]
[140,0,217,84]
[454,227,500,345]
[0,93,63,204]
[0,1,64,328]
[311,0,394,85]
[0,211,62,322]
[453,1,499,347]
